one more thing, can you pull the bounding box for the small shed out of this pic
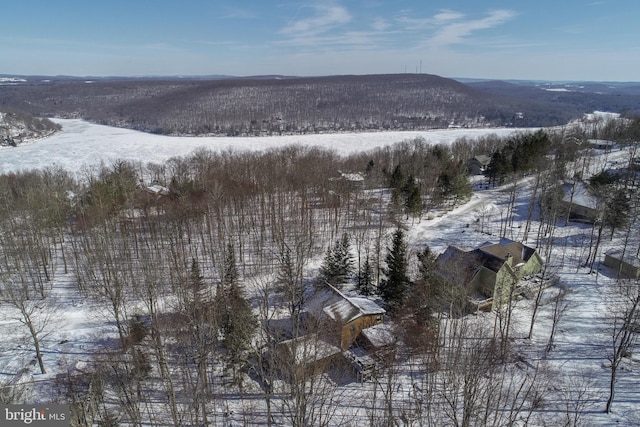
[604,249,640,279]
[589,139,617,151]
[560,181,599,222]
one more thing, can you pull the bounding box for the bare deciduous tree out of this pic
[604,279,640,413]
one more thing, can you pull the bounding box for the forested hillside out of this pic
[0,108,61,146]
[469,80,640,116]
[0,74,587,136]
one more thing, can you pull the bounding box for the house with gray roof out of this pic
[467,155,492,175]
[435,239,543,309]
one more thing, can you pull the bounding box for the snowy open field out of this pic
[1,119,638,425]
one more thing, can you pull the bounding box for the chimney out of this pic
[505,252,513,266]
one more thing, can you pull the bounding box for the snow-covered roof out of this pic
[588,139,617,148]
[323,295,385,324]
[307,283,385,324]
[470,155,492,166]
[349,297,385,315]
[329,171,365,183]
[436,239,539,286]
[279,335,341,365]
[360,324,395,348]
[324,299,361,323]
[341,172,365,182]
[562,181,598,210]
[145,184,170,195]
[479,239,537,267]
[605,249,640,269]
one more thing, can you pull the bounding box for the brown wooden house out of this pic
[305,283,386,350]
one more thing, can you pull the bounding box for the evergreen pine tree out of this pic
[217,244,255,371]
[319,244,337,283]
[451,168,472,202]
[380,228,411,312]
[222,280,256,367]
[320,233,355,285]
[276,246,305,319]
[402,175,423,218]
[606,188,630,237]
[221,242,239,287]
[388,164,404,190]
[388,164,404,206]
[416,246,437,283]
[190,257,205,300]
[357,255,375,296]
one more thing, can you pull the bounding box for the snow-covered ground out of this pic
[0,119,535,175]
[1,119,638,425]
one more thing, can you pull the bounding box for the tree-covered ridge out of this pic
[0,74,588,136]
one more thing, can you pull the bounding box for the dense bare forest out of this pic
[0,74,601,136]
[1,112,639,425]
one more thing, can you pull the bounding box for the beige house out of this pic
[305,283,385,351]
[435,239,543,308]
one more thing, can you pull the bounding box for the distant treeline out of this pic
[0,74,592,136]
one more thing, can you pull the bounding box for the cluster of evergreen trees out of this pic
[486,130,551,185]
[319,228,421,315]
[387,165,423,218]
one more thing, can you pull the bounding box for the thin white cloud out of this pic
[276,29,384,51]
[371,17,390,31]
[433,10,465,22]
[223,7,257,19]
[276,6,516,56]
[280,4,352,37]
[396,9,464,30]
[2,36,178,52]
[429,9,516,47]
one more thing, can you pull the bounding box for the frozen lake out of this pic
[0,119,534,175]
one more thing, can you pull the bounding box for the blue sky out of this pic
[1,0,638,81]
